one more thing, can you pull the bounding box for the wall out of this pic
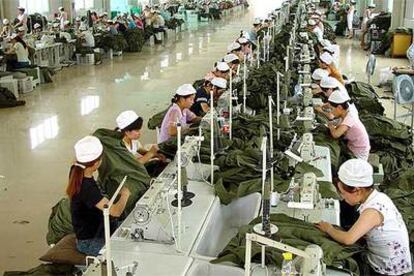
[404,0,414,29]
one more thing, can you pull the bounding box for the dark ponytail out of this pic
[66,157,102,198]
[171,93,194,104]
[15,36,27,49]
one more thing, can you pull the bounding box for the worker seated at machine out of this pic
[310,68,329,94]
[67,136,131,256]
[316,159,412,276]
[4,33,31,70]
[204,61,230,81]
[222,53,240,75]
[227,42,244,62]
[319,52,345,85]
[190,77,227,117]
[159,84,201,144]
[326,90,370,161]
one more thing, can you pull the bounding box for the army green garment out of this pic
[46,198,73,245]
[93,128,151,215]
[211,213,364,275]
[346,81,384,115]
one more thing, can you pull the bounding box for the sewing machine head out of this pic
[287,172,320,210]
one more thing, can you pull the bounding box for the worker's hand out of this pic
[149,144,159,155]
[156,152,167,162]
[120,187,131,197]
[328,120,336,130]
[315,221,333,233]
[314,106,323,113]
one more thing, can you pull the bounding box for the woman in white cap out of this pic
[237,37,252,57]
[1,19,12,38]
[116,110,162,164]
[311,68,329,95]
[223,53,240,74]
[307,19,323,42]
[14,7,27,30]
[227,42,244,62]
[159,84,201,143]
[205,61,230,82]
[5,33,30,69]
[319,52,344,84]
[326,90,370,160]
[360,3,376,49]
[58,7,68,30]
[316,159,412,276]
[67,136,131,256]
[346,0,356,39]
[190,77,227,116]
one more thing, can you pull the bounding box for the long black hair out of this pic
[171,93,194,104]
[15,36,27,49]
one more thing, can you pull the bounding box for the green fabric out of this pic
[211,214,363,275]
[147,107,169,130]
[46,198,73,245]
[124,29,145,52]
[4,264,74,276]
[93,128,150,215]
[346,81,384,115]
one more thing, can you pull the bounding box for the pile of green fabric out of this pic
[211,214,364,275]
[95,33,128,52]
[124,29,146,52]
[346,81,384,115]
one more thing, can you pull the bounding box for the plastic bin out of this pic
[392,33,412,58]
[18,76,34,94]
[76,53,95,65]
[0,79,19,98]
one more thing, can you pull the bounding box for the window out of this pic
[19,0,49,14]
[75,0,95,10]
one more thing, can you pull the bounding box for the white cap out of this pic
[237,37,249,44]
[64,20,70,25]
[315,10,322,15]
[74,136,103,163]
[116,110,140,130]
[308,19,317,26]
[17,26,25,32]
[324,44,336,54]
[3,19,9,25]
[17,6,25,10]
[368,3,376,8]
[223,53,239,63]
[350,0,356,4]
[75,17,81,21]
[58,6,64,11]
[216,61,230,72]
[10,33,18,39]
[211,77,227,89]
[253,18,261,25]
[176,84,196,96]
[33,23,41,29]
[227,42,241,52]
[312,69,329,81]
[320,76,339,89]
[328,89,350,104]
[320,52,334,65]
[338,159,373,187]
[52,23,59,28]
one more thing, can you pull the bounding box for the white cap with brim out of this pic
[116,110,139,130]
[17,26,25,32]
[308,19,317,26]
[320,39,331,47]
[176,84,196,96]
[211,77,227,89]
[33,23,41,29]
[223,53,239,63]
[227,42,241,52]
[59,6,64,10]
[312,68,329,81]
[320,52,334,65]
[237,37,249,44]
[320,76,340,89]
[338,159,373,187]
[18,6,25,10]
[216,62,230,72]
[75,136,103,163]
[328,89,351,103]
[3,19,9,25]
[253,18,261,25]
[52,23,59,28]
[10,33,18,40]
[368,3,376,8]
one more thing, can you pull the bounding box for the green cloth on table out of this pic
[211,214,364,275]
[4,264,74,276]
[46,198,73,245]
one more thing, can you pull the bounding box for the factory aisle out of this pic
[0,7,256,273]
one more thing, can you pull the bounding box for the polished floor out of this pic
[0,5,409,274]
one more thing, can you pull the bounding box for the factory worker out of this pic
[361,4,376,48]
[159,84,201,143]
[316,159,412,276]
[346,0,356,39]
[32,23,41,34]
[319,52,344,84]
[67,136,131,256]
[307,19,323,42]
[190,77,227,116]
[1,19,12,38]
[310,14,324,34]
[223,53,240,74]
[5,33,30,69]
[58,7,68,30]
[227,42,244,62]
[79,26,95,48]
[205,62,230,81]
[311,68,329,94]
[116,110,163,164]
[14,7,28,30]
[321,42,340,68]
[326,90,370,160]
[237,37,252,57]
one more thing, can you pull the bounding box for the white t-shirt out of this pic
[82,31,95,48]
[313,27,323,42]
[17,13,28,30]
[14,42,30,63]
[124,140,143,159]
[358,190,412,275]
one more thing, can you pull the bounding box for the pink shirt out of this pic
[340,112,370,160]
[159,103,196,143]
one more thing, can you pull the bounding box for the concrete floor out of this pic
[0,4,409,274]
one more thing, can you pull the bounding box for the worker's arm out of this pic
[167,109,181,137]
[316,208,382,245]
[200,102,209,113]
[137,145,159,164]
[95,187,131,217]
[328,123,348,139]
